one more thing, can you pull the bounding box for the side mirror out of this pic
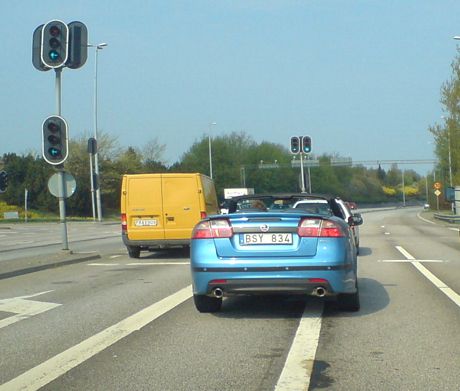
[349,213,363,226]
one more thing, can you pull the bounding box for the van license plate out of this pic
[241,233,292,245]
[134,219,157,227]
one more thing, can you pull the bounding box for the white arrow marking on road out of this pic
[0,291,61,330]
[395,246,460,308]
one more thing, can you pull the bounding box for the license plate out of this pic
[241,233,293,245]
[134,219,158,227]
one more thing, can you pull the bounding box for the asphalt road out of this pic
[0,208,459,390]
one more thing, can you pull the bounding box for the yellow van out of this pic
[121,173,219,258]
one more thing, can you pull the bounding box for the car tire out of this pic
[193,294,222,313]
[127,246,141,258]
[337,285,360,312]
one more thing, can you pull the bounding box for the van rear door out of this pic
[125,175,165,241]
[162,175,201,240]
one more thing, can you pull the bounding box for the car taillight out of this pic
[121,213,127,232]
[192,219,233,239]
[298,218,344,237]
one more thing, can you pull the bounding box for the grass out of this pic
[0,201,119,223]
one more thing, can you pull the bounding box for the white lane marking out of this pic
[417,212,436,225]
[395,246,460,308]
[384,232,391,235]
[87,262,190,266]
[448,228,460,232]
[109,255,122,259]
[275,301,323,391]
[379,259,445,263]
[87,263,120,266]
[0,285,193,391]
[0,291,61,330]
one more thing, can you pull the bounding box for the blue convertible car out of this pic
[190,194,362,313]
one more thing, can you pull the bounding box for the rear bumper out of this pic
[191,267,357,297]
[122,233,190,249]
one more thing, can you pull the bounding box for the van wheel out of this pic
[127,246,141,258]
[193,294,222,313]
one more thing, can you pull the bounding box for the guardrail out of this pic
[434,213,460,223]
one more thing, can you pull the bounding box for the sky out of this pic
[1,0,460,175]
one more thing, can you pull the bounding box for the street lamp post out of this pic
[88,42,107,222]
[208,122,216,179]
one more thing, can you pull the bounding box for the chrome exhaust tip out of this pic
[212,287,224,298]
[312,287,327,297]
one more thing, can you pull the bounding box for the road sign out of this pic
[433,182,442,190]
[47,172,76,198]
[434,189,441,197]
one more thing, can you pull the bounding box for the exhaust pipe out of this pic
[212,287,224,298]
[312,287,327,297]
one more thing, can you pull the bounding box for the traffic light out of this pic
[41,20,69,68]
[66,21,88,69]
[0,171,8,193]
[32,25,51,71]
[290,136,300,154]
[42,115,69,165]
[302,136,312,153]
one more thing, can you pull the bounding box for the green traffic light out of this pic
[48,147,61,158]
[49,50,59,61]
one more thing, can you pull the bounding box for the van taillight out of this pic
[200,211,207,219]
[121,213,127,232]
[298,218,344,237]
[192,219,233,239]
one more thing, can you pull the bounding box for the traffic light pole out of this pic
[55,68,69,250]
[299,153,306,193]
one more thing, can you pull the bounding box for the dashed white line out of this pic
[275,301,323,391]
[395,246,460,308]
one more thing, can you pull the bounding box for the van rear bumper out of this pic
[122,233,190,249]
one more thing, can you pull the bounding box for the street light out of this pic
[208,122,217,179]
[88,42,107,221]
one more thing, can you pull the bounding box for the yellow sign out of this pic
[433,182,442,190]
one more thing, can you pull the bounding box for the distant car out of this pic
[293,198,333,216]
[190,193,360,313]
[334,198,362,254]
[424,203,430,210]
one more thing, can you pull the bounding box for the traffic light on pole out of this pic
[66,21,88,69]
[290,136,300,154]
[32,25,51,71]
[0,171,8,193]
[42,115,69,165]
[302,136,312,153]
[41,20,69,68]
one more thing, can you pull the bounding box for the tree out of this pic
[429,48,460,186]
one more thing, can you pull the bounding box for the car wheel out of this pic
[337,285,360,312]
[127,246,141,258]
[193,294,222,313]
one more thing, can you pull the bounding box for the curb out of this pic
[0,253,101,280]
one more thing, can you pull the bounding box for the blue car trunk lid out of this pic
[211,213,319,258]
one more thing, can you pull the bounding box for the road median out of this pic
[0,251,101,280]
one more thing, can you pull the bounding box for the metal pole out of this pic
[402,169,406,207]
[94,46,103,221]
[300,153,306,193]
[55,68,69,250]
[208,134,213,179]
[24,189,28,223]
[89,153,96,220]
